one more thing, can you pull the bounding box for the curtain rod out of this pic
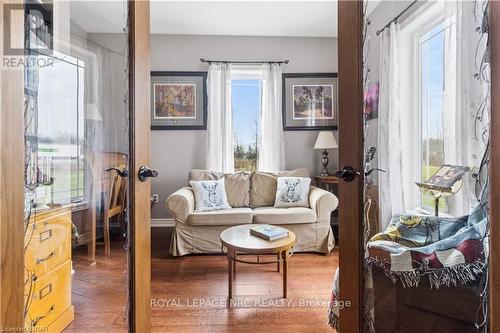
[376,0,419,36]
[200,58,289,65]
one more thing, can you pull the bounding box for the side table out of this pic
[313,175,340,190]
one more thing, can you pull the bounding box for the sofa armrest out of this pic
[166,187,195,224]
[309,186,339,224]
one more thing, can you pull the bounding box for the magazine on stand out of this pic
[415,164,471,194]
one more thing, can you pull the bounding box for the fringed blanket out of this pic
[328,268,340,331]
[328,205,488,331]
[367,206,488,288]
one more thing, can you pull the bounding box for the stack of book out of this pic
[250,225,289,241]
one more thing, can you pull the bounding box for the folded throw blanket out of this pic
[367,205,488,288]
[328,268,340,331]
[328,204,488,331]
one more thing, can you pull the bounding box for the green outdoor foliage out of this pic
[421,165,448,211]
[234,144,257,172]
[422,138,445,166]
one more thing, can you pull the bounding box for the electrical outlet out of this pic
[152,194,159,203]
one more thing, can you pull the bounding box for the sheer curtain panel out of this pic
[206,63,234,173]
[258,63,285,172]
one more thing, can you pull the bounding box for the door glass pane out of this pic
[23,1,129,331]
[420,22,446,211]
[363,1,490,332]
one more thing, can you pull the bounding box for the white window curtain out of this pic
[206,63,234,173]
[378,23,411,229]
[96,46,129,154]
[442,1,488,216]
[258,63,285,172]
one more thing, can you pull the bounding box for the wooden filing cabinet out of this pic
[24,206,74,332]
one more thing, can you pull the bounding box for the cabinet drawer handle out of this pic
[36,251,55,264]
[31,304,55,327]
[39,229,53,242]
[39,283,53,300]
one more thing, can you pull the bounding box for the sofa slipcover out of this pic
[252,207,317,224]
[188,207,253,226]
[166,169,338,256]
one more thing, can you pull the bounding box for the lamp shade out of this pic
[85,103,103,122]
[314,131,338,150]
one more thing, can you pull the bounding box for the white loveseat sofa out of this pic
[166,169,338,256]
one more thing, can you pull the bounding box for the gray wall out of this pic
[87,33,338,219]
[150,34,338,218]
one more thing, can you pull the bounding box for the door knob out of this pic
[138,166,158,182]
[105,167,128,178]
[334,166,360,182]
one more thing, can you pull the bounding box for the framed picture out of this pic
[364,82,379,120]
[282,73,338,130]
[150,71,207,130]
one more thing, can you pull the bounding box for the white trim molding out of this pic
[151,218,175,227]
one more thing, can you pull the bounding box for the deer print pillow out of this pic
[190,179,231,212]
[274,177,311,208]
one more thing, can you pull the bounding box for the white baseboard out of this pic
[151,218,175,227]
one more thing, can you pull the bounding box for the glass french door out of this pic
[361,0,491,332]
[22,1,138,331]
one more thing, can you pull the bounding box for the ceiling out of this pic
[149,1,337,37]
[70,1,128,34]
[71,1,380,38]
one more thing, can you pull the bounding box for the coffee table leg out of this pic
[277,252,280,272]
[233,252,236,274]
[228,250,233,302]
[282,250,288,298]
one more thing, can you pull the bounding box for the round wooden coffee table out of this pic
[220,224,296,301]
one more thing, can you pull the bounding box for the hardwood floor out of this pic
[66,238,128,333]
[151,228,338,333]
[65,228,338,332]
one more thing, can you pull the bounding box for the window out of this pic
[397,1,447,212]
[232,79,262,171]
[419,21,446,209]
[34,52,86,204]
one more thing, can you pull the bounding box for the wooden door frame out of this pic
[0,0,152,332]
[128,0,151,332]
[337,1,364,332]
[0,0,25,330]
[1,1,497,332]
[338,0,500,332]
[490,1,500,332]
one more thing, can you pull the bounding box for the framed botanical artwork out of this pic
[150,71,207,130]
[282,73,338,130]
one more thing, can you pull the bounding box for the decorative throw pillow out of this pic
[276,168,310,178]
[189,169,223,181]
[190,179,231,212]
[249,169,311,207]
[224,172,251,207]
[250,171,277,207]
[274,176,311,208]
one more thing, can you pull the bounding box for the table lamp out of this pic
[314,131,338,176]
